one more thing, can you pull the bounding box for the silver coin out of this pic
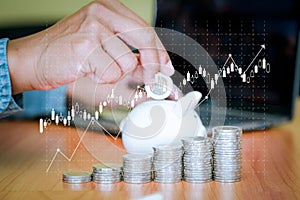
[63,171,92,183]
[93,163,123,172]
[144,72,173,100]
[182,135,213,184]
[124,178,152,184]
[93,179,121,184]
[182,136,212,145]
[153,144,183,151]
[123,153,152,161]
[62,178,91,183]
[153,144,183,183]
[92,173,121,178]
[184,174,212,178]
[154,178,182,183]
[184,178,212,183]
[123,153,153,184]
[212,126,243,182]
[63,179,91,184]
[91,162,123,184]
[214,178,241,183]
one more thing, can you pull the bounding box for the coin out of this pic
[182,136,213,183]
[63,170,92,183]
[153,144,183,183]
[93,163,122,172]
[212,126,242,183]
[62,127,242,184]
[123,153,153,184]
[145,72,173,100]
[92,163,123,184]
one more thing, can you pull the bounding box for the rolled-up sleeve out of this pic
[0,38,23,118]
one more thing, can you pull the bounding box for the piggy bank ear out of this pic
[174,91,202,117]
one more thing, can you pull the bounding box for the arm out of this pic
[6,0,174,95]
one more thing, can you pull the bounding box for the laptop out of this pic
[155,0,300,131]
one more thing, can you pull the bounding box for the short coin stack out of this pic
[212,126,242,182]
[123,154,153,184]
[182,136,213,183]
[92,163,123,183]
[62,170,92,183]
[153,145,183,183]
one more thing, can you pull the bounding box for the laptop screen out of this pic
[155,0,300,126]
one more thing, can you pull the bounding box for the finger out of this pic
[130,63,144,83]
[113,26,161,84]
[77,16,139,75]
[156,51,175,77]
[85,45,122,83]
[119,28,175,83]
[130,55,174,83]
[119,27,174,84]
[101,32,138,73]
[87,4,173,83]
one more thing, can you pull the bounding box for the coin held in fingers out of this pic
[145,72,173,100]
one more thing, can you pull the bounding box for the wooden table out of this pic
[0,100,300,200]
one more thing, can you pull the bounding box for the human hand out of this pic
[7,0,174,95]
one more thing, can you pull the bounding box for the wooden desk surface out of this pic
[0,100,300,200]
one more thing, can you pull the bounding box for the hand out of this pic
[7,0,174,95]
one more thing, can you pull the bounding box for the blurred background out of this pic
[0,0,155,27]
[0,0,299,123]
[155,0,299,128]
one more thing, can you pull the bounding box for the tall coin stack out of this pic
[123,154,153,184]
[182,136,213,183]
[92,163,123,183]
[212,126,242,182]
[153,145,183,183]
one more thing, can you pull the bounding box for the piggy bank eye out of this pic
[123,105,167,139]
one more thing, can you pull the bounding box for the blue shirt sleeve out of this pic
[0,38,67,119]
[0,38,23,118]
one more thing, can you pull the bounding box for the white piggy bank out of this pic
[120,91,207,154]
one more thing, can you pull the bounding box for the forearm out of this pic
[7,34,44,95]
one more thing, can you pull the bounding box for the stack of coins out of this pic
[182,136,213,183]
[62,170,92,183]
[153,145,183,183]
[212,126,242,182]
[123,154,153,183]
[92,163,123,183]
